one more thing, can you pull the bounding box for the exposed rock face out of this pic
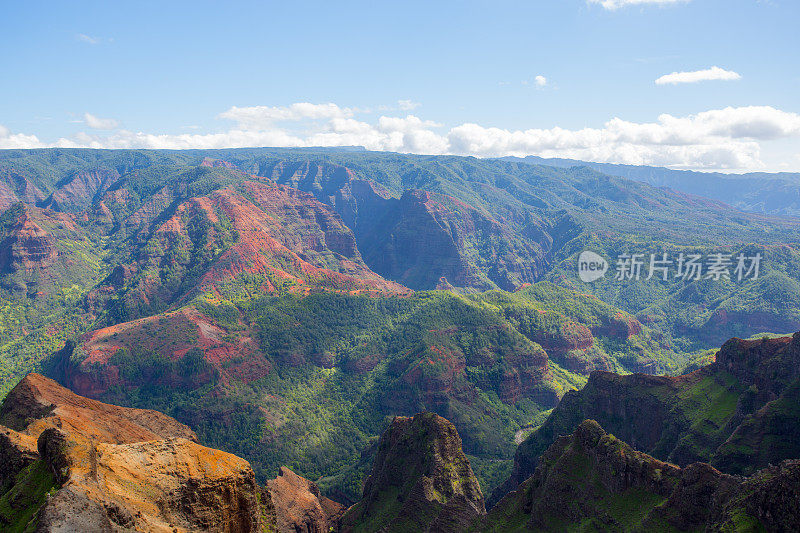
[0,202,104,300]
[526,321,601,374]
[645,462,739,531]
[200,157,237,170]
[262,159,567,291]
[121,184,176,230]
[92,178,407,324]
[729,460,800,532]
[60,304,270,399]
[485,420,800,532]
[0,205,58,273]
[378,326,557,452]
[341,412,485,533]
[354,189,553,291]
[33,430,265,533]
[714,334,800,397]
[89,200,114,226]
[0,426,38,492]
[0,167,45,212]
[0,373,198,442]
[493,332,800,506]
[40,168,120,212]
[266,466,344,532]
[0,374,269,532]
[491,371,685,505]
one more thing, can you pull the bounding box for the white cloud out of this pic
[398,100,421,111]
[218,103,352,130]
[445,106,800,169]
[5,104,800,171]
[656,66,742,85]
[0,125,48,149]
[76,33,100,45]
[589,0,689,9]
[84,113,120,130]
[534,75,548,87]
[377,115,441,132]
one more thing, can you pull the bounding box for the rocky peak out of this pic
[0,374,272,532]
[0,373,197,443]
[544,419,680,495]
[0,374,354,532]
[341,412,485,532]
[486,419,800,531]
[266,466,345,532]
[264,158,563,292]
[713,333,800,396]
[496,332,800,507]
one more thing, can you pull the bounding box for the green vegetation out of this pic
[0,147,798,519]
[482,421,679,532]
[67,283,685,500]
[712,379,800,474]
[0,460,58,533]
[0,203,105,397]
[0,147,797,397]
[548,238,800,350]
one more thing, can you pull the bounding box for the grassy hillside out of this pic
[0,147,798,504]
[54,283,691,501]
[496,333,800,506]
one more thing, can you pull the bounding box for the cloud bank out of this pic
[656,66,742,85]
[2,103,799,171]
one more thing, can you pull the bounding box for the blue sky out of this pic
[1,0,799,171]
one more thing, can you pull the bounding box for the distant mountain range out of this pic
[503,155,800,217]
[0,147,799,528]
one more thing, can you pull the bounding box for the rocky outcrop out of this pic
[727,459,800,532]
[387,331,555,410]
[0,426,38,492]
[341,412,485,533]
[490,370,683,505]
[713,334,800,397]
[0,204,58,273]
[525,321,603,374]
[0,373,198,442]
[486,420,682,531]
[0,374,269,532]
[36,431,264,533]
[492,332,800,507]
[485,420,800,532]
[0,373,355,532]
[266,466,344,532]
